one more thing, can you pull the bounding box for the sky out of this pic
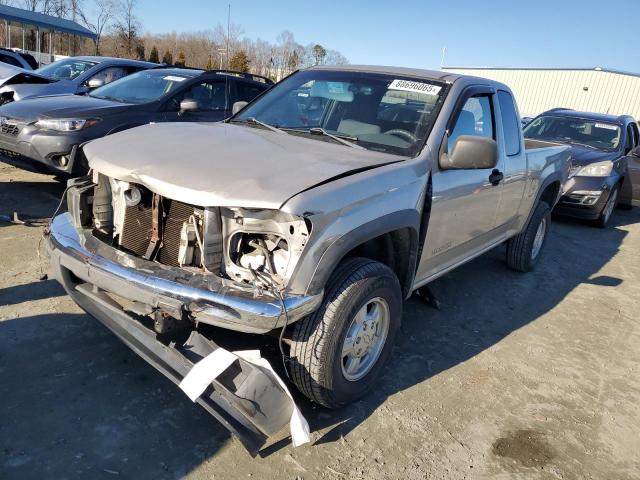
[136,0,640,73]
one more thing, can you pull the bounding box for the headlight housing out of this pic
[574,160,614,177]
[221,208,311,288]
[35,118,100,132]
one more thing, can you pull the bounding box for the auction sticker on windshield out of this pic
[389,79,441,95]
[163,75,187,82]
[594,123,618,130]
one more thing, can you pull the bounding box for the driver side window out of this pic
[88,66,129,85]
[448,95,494,153]
[167,80,228,112]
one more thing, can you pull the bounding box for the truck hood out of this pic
[0,93,132,123]
[84,122,402,209]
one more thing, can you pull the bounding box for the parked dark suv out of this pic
[524,108,640,227]
[0,68,273,176]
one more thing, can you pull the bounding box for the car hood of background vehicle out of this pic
[0,63,52,86]
[569,145,622,167]
[0,94,132,122]
[84,122,403,209]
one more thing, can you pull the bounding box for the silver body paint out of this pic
[50,65,571,328]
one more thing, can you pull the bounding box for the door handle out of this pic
[489,169,504,186]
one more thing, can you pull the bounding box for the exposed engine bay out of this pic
[73,173,311,292]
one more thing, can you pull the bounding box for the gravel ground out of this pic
[1,160,639,480]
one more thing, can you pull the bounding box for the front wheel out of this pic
[506,201,551,272]
[289,257,402,408]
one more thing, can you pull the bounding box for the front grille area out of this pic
[117,187,217,269]
[1,122,20,136]
[120,199,154,257]
[159,200,200,266]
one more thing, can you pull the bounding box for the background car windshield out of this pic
[36,59,97,80]
[524,115,622,151]
[236,70,446,156]
[90,70,190,104]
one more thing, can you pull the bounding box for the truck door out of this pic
[622,122,640,204]
[494,90,528,231]
[416,87,505,281]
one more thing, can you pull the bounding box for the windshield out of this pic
[524,115,622,151]
[235,70,446,156]
[36,58,97,80]
[90,70,192,104]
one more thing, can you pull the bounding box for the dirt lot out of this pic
[1,159,639,480]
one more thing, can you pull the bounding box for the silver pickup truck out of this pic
[46,65,570,454]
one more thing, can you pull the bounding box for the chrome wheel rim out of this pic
[602,189,618,224]
[531,216,547,260]
[341,297,390,382]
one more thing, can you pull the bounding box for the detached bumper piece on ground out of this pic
[46,213,309,456]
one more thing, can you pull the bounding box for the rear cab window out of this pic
[497,90,521,156]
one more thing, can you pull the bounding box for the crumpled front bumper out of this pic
[47,213,322,334]
[46,212,320,454]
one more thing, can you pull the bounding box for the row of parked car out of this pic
[2,56,639,454]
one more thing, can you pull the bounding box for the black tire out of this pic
[506,201,551,272]
[596,185,620,228]
[289,257,402,408]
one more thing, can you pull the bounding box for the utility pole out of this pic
[226,4,231,69]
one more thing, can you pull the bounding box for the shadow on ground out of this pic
[0,204,637,478]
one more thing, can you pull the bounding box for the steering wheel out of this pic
[384,129,418,143]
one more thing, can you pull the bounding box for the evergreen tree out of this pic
[149,46,160,63]
[229,50,250,73]
[312,44,327,65]
[175,51,186,67]
[161,49,173,65]
[135,43,145,61]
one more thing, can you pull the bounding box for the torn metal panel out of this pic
[65,283,293,456]
[83,122,402,209]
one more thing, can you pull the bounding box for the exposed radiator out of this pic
[118,188,222,271]
[159,200,199,267]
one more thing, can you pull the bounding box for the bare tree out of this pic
[79,0,115,55]
[113,0,140,58]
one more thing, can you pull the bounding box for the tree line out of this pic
[0,0,348,80]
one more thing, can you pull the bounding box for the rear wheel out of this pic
[506,201,551,272]
[289,257,402,408]
[596,185,619,228]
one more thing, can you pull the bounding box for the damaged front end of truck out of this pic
[47,171,321,455]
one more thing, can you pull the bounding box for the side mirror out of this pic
[440,135,498,170]
[631,145,640,157]
[87,78,105,89]
[179,99,200,114]
[232,101,248,115]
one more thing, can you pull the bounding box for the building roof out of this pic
[443,66,640,79]
[0,4,96,39]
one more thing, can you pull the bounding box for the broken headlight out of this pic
[222,208,311,288]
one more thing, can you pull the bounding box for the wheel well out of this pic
[540,181,561,207]
[344,228,416,298]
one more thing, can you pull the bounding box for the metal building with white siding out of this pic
[442,67,640,120]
